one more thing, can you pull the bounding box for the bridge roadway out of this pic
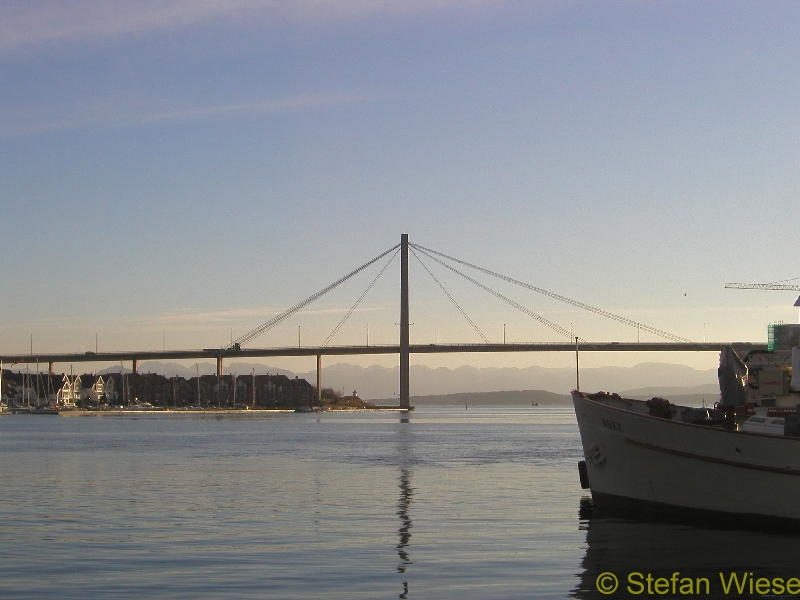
[0,341,767,368]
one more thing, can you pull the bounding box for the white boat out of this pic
[573,325,800,525]
[126,400,154,411]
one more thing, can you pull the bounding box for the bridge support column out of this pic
[216,357,223,409]
[317,353,322,405]
[131,360,139,403]
[400,233,409,409]
[48,362,54,376]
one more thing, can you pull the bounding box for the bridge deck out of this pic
[0,342,767,366]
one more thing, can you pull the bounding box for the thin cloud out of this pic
[151,303,391,326]
[0,0,506,55]
[0,1,267,53]
[1,90,379,137]
[140,93,366,122]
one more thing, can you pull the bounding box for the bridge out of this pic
[1,235,765,408]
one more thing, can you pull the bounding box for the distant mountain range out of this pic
[104,360,718,402]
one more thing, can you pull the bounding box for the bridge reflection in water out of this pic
[395,412,414,599]
[571,497,800,599]
[397,468,413,575]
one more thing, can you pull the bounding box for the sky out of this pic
[1,0,799,375]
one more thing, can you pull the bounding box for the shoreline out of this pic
[0,406,416,417]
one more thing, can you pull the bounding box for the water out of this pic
[1,407,798,599]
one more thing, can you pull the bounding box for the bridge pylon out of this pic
[400,233,410,409]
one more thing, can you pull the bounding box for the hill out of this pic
[373,384,719,406]
[400,390,571,406]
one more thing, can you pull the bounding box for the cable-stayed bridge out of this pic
[1,235,766,408]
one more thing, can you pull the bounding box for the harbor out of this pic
[4,2,798,597]
[3,405,800,599]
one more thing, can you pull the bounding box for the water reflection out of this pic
[396,412,414,599]
[571,497,800,599]
[397,467,413,573]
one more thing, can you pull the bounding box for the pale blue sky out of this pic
[1,1,798,371]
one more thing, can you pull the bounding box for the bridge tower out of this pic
[400,233,409,409]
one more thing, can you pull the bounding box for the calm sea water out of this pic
[1,407,798,599]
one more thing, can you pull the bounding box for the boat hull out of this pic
[573,391,800,522]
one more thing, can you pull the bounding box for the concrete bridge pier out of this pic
[317,353,322,405]
[216,357,224,408]
[130,359,139,402]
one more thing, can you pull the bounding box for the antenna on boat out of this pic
[575,336,580,391]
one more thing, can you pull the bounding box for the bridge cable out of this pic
[231,243,401,348]
[322,248,399,347]
[412,245,581,342]
[765,275,800,284]
[410,247,493,346]
[411,243,691,343]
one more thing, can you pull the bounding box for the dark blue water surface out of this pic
[1,407,798,599]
